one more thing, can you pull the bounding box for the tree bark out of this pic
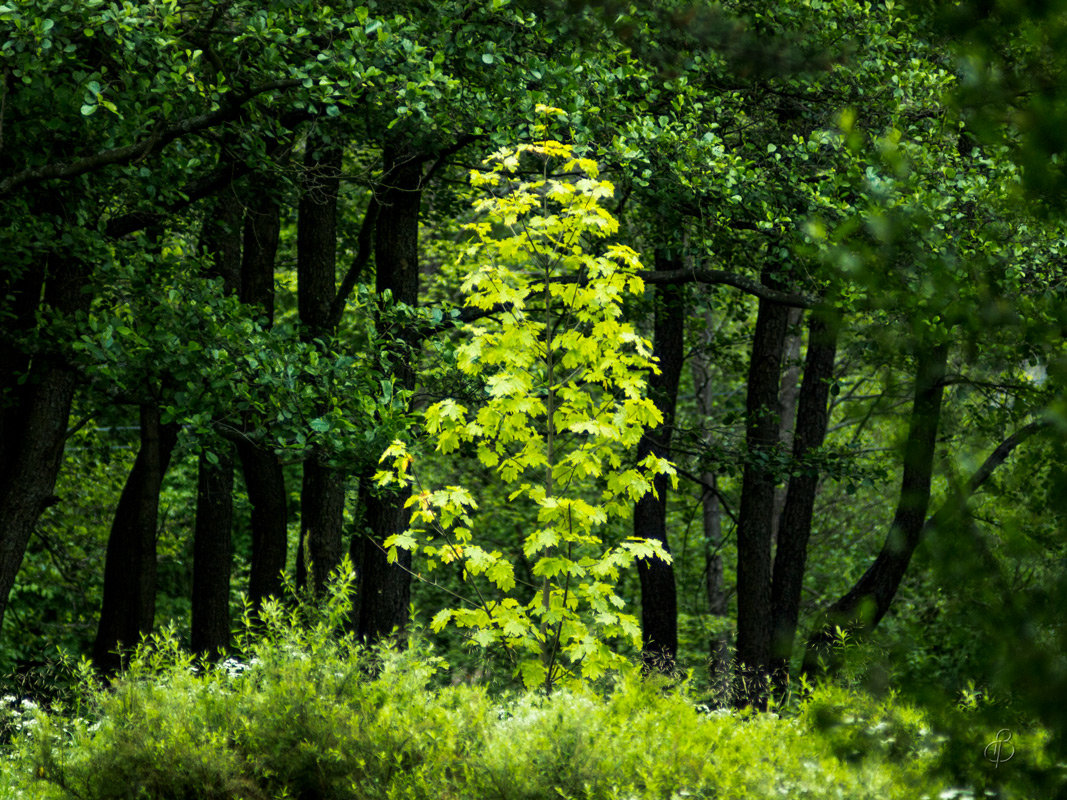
[240,178,281,322]
[237,173,288,608]
[769,311,839,691]
[238,441,288,608]
[770,306,805,543]
[734,273,791,707]
[296,140,346,595]
[93,404,179,674]
[356,145,423,642]
[0,252,89,642]
[190,188,241,655]
[802,342,949,676]
[355,485,412,642]
[635,271,685,672]
[191,447,234,656]
[691,307,731,696]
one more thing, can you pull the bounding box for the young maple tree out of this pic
[376,111,675,690]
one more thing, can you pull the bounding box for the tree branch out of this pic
[327,194,379,329]
[640,269,817,307]
[103,160,251,238]
[0,78,301,197]
[927,418,1051,528]
[551,268,817,307]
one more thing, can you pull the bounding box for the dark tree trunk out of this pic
[300,460,346,593]
[355,485,412,642]
[0,253,89,641]
[635,269,685,672]
[769,311,840,692]
[734,273,791,707]
[770,306,805,543]
[0,259,45,473]
[691,308,731,696]
[296,141,345,595]
[237,175,288,608]
[237,441,288,608]
[190,189,241,655]
[191,448,234,656]
[93,404,179,674]
[356,145,423,642]
[802,343,949,676]
[240,179,281,323]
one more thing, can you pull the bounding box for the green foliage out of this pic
[377,125,674,689]
[0,596,985,800]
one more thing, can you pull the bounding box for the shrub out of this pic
[0,576,1044,800]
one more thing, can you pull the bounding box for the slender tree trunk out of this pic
[802,342,949,676]
[190,189,241,655]
[192,448,234,656]
[691,308,731,697]
[769,311,839,692]
[0,253,89,641]
[0,260,46,472]
[238,441,288,608]
[296,141,345,595]
[635,271,685,672]
[93,404,179,673]
[734,274,791,707]
[237,174,288,608]
[241,181,281,324]
[770,306,805,543]
[357,145,422,643]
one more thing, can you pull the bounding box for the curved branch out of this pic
[802,415,1051,676]
[0,79,301,197]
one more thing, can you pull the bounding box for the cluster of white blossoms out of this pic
[1,695,38,737]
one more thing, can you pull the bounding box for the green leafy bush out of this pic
[0,575,1041,800]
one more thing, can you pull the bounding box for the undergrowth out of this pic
[0,569,1052,800]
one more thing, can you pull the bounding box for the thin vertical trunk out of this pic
[802,343,949,676]
[296,141,346,595]
[191,448,234,656]
[769,311,839,692]
[238,441,288,608]
[635,269,685,672]
[770,307,805,543]
[691,308,731,696]
[241,183,280,323]
[191,191,241,655]
[734,273,791,707]
[93,404,179,674]
[0,261,46,476]
[238,175,288,608]
[357,145,422,643]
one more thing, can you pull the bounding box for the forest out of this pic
[0,0,1066,798]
